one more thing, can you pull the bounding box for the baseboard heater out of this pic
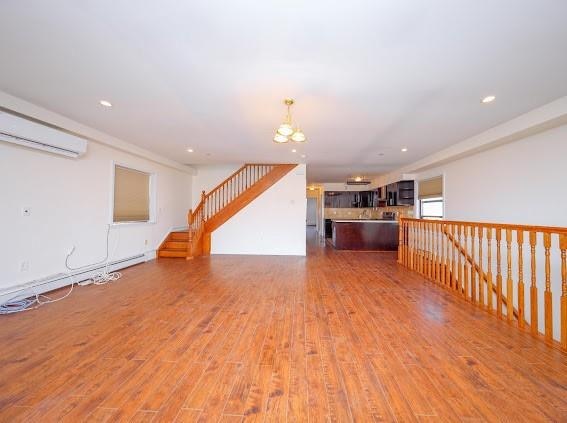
[0,254,147,304]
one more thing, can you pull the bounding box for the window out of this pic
[113,165,152,223]
[420,197,444,219]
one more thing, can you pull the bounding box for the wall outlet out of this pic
[20,261,29,272]
[22,207,31,216]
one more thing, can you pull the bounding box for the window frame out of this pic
[419,196,444,220]
[110,161,157,226]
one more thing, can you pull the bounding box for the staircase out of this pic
[158,163,297,259]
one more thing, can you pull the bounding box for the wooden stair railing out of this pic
[442,226,522,321]
[399,217,567,352]
[184,163,297,258]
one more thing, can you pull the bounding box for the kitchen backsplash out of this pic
[324,206,414,220]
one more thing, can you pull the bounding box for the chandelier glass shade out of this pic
[273,98,307,144]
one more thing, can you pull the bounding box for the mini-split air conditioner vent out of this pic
[0,111,88,158]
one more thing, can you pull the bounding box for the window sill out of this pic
[111,221,156,227]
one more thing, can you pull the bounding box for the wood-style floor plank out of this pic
[0,228,566,422]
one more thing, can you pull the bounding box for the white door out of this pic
[306,198,317,226]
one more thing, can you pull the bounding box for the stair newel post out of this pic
[187,209,193,259]
[543,232,553,341]
[517,230,525,328]
[560,233,567,350]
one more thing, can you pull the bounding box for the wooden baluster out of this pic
[506,229,514,322]
[423,221,428,277]
[404,221,409,266]
[560,234,567,350]
[451,224,457,290]
[470,226,476,304]
[530,231,538,335]
[429,222,434,280]
[517,230,525,328]
[496,228,503,318]
[421,221,425,276]
[543,233,552,341]
[408,221,413,270]
[398,220,403,264]
[463,225,469,300]
[486,227,493,312]
[412,221,417,271]
[458,225,463,296]
[417,221,421,274]
[431,222,439,282]
[478,226,484,307]
[441,224,446,286]
[201,191,206,219]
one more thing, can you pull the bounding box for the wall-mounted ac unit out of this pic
[0,111,87,158]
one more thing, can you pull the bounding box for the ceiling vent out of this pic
[346,178,371,186]
[0,111,87,158]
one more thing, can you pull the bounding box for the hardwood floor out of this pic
[1,228,567,422]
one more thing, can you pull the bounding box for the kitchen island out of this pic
[331,219,399,251]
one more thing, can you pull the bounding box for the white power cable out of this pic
[0,225,122,314]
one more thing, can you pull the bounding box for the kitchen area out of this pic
[324,180,415,251]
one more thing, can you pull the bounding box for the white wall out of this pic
[0,140,192,292]
[211,164,306,256]
[414,123,567,226]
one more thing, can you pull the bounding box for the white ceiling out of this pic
[1,0,566,183]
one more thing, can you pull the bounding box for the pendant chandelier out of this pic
[273,98,306,143]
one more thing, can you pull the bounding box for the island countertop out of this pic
[331,219,399,251]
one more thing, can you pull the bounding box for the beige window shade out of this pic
[113,165,150,222]
[418,176,443,199]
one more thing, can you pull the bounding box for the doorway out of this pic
[306,197,317,226]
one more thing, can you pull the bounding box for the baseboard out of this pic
[0,254,146,304]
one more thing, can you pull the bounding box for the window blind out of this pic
[418,176,443,199]
[113,165,150,222]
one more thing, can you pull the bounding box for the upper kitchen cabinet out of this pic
[397,180,415,206]
[385,180,415,206]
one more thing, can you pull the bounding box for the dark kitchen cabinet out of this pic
[324,190,377,208]
[380,180,415,206]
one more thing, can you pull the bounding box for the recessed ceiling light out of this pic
[481,95,496,104]
[300,154,306,158]
[291,149,297,153]
[401,147,408,152]
[99,100,112,107]
[187,148,194,153]
[378,152,384,156]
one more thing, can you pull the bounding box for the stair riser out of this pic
[164,241,188,250]
[170,232,189,241]
[159,250,187,258]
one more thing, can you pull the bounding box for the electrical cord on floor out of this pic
[0,225,122,314]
